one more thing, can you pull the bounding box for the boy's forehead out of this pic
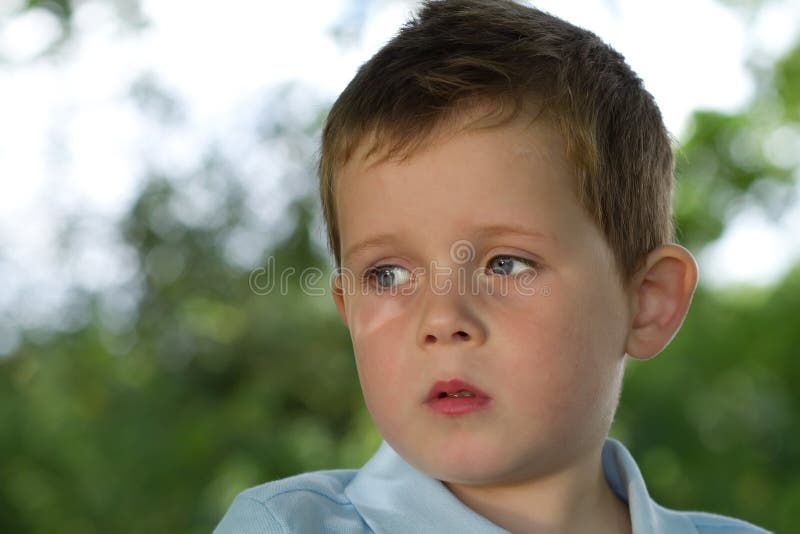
[336,126,572,232]
[335,119,586,266]
[340,112,562,185]
[342,221,557,266]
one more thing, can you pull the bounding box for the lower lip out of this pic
[426,396,491,416]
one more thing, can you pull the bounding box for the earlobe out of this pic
[625,244,699,360]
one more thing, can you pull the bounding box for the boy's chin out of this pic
[398,438,551,486]
[429,456,546,487]
[394,433,599,487]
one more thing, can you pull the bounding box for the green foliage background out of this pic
[1,2,798,532]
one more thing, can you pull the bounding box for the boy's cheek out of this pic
[352,344,417,437]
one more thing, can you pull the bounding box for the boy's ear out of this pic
[625,244,699,360]
[331,273,348,326]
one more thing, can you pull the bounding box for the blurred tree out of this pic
[613,38,800,532]
[0,1,798,533]
[0,77,375,531]
[673,44,800,250]
[2,0,146,59]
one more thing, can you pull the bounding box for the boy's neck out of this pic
[442,445,632,534]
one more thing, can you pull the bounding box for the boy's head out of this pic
[320,0,697,496]
[320,0,676,285]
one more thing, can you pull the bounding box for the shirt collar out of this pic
[345,441,506,533]
[603,437,698,534]
[346,438,699,534]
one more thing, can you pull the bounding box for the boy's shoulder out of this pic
[234,467,357,504]
[649,501,771,534]
[603,438,772,534]
[214,468,365,534]
[215,440,772,534]
[213,440,510,534]
[680,509,772,534]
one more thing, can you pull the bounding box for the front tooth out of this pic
[447,391,476,398]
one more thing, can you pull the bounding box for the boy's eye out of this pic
[363,255,537,291]
[364,265,411,289]
[486,255,537,276]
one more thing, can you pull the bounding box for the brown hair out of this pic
[318,0,675,282]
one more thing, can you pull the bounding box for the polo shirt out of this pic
[214,438,770,533]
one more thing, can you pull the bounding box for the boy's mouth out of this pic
[425,378,490,402]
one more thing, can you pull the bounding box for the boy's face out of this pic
[332,118,632,485]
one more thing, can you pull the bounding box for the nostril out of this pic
[424,331,470,344]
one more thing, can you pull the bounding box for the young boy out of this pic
[217,1,770,532]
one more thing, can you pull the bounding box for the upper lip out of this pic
[425,378,490,402]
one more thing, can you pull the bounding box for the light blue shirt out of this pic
[215,438,770,533]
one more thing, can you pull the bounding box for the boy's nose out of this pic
[416,288,487,349]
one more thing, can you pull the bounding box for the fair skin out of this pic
[330,116,698,534]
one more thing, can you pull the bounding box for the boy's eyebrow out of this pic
[474,223,553,243]
[343,233,403,265]
[343,224,553,265]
